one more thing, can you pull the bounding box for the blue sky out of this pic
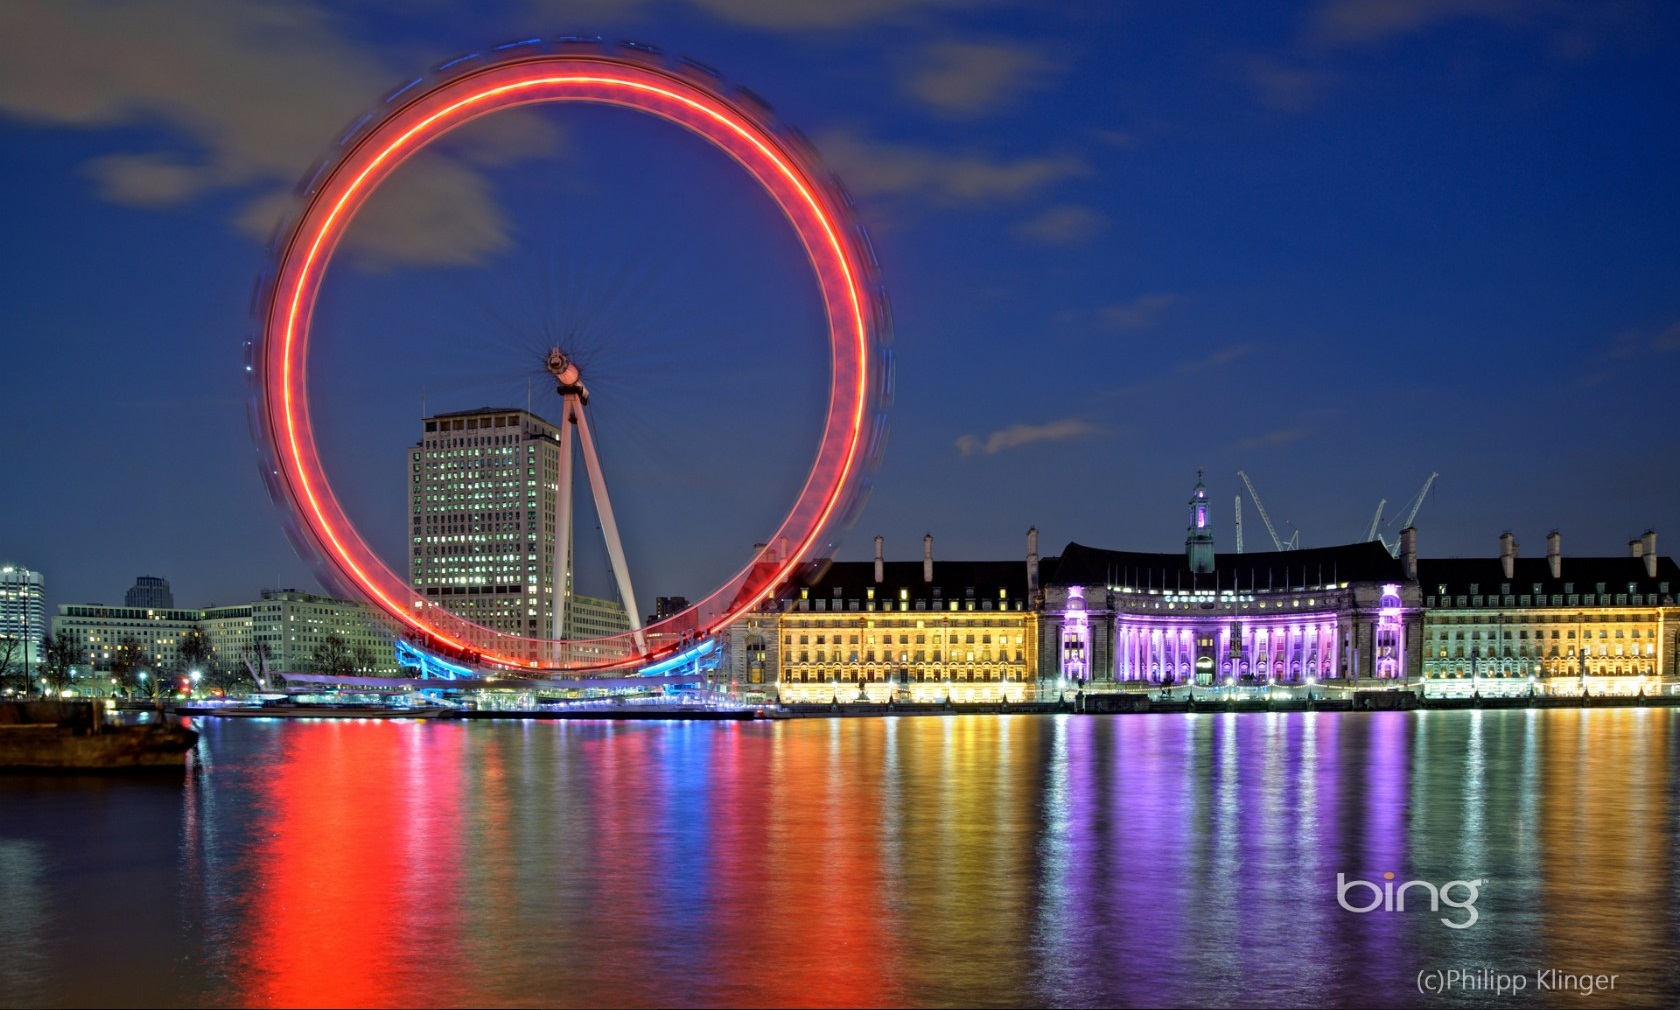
[2,0,1677,615]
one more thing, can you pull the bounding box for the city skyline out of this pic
[3,1,1678,621]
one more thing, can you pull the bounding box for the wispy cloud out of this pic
[0,0,561,268]
[1103,342,1254,400]
[903,40,1056,118]
[1235,54,1340,113]
[1582,318,1680,386]
[678,0,978,32]
[1012,204,1106,246]
[1180,343,1255,372]
[956,418,1104,456]
[817,129,1091,206]
[1306,0,1647,59]
[1233,425,1315,451]
[1308,0,1530,49]
[1099,293,1182,330]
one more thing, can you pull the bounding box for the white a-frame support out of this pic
[546,350,645,654]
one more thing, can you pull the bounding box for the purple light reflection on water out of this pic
[1,710,1676,1007]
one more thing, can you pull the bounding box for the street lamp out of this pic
[190,669,202,698]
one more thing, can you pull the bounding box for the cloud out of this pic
[683,0,980,31]
[1308,0,1529,48]
[1656,322,1680,353]
[1233,425,1315,450]
[83,153,219,206]
[1583,319,1680,386]
[816,129,1091,206]
[903,40,1056,118]
[1097,293,1181,330]
[0,0,559,268]
[1102,342,1253,400]
[1013,204,1106,246]
[1179,343,1254,372]
[956,418,1104,456]
[1306,0,1646,59]
[1237,55,1339,113]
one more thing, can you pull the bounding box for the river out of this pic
[2,709,1675,1007]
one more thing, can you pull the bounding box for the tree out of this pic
[40,629,83,697]
[310,634,354,680]
[353,644,380,676]
[175,626,216,694]
[0,635,22,695]
[110,636,153,698]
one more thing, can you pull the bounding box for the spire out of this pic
[1185,467,1215,575]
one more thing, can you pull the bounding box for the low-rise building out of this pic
[769,535,1039,704]
[1417,530,1679,696]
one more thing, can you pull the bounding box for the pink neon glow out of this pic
[256,54,881,673]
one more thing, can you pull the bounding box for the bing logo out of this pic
[1336,872,1485,929]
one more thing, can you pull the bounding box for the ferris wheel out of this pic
[250,39,890,675]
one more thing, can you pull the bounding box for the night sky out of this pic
[2,1,1677,618]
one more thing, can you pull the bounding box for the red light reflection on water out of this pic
[238,720,466,1008]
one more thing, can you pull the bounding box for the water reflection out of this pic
[1,710,1675,1007]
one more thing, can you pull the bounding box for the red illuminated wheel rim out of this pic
[252,46,888,674]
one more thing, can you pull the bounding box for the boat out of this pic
[0,700,198,771]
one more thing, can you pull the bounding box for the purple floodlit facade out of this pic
[1042,555,1422,688]
[1039,478,1422,690]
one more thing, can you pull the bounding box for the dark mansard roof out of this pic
[1045,540,1406,591]
[1417,554,1678,600]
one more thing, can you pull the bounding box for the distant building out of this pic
[251,590,401,676]
[53,602,203,675]
[1416,530,1680,696]
[124,576,174,609]
[52,588,402,688]
[1,564,46,671]
[1038,475,1422,691]
[408,407,629,646]
[652,596,690,622]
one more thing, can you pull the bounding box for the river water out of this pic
[1,709,1676,1008]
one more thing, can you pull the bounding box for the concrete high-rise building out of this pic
[1,564,46,671]
[408,406,627,641]
[124,576,174,609]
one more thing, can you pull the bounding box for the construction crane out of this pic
[1375,472,1439,556]
[1364,499,1387,543]
[1234,495,1244,554]
[1237,471,1299,552]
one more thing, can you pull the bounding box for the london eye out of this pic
[250,41,890,674]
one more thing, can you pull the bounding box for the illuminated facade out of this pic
[767,536,1039,704]
[251,590,402,676]
[411,408,563,636]
[410,407,630,642]
[53,590,402,681]
[1,564,46,670]
[54,603,202,673]
[1039,479,1422,692]
[1417,531,1679,696]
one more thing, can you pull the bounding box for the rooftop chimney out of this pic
[1026,526,1040,598]
[1546,530,1561,580]
[1643,530,1658,579]
[1499,531,1516,580]
[873,535,884,584]
[923,533,934,584]
[1630,539,1645,559]
[1400,526,1417,582]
